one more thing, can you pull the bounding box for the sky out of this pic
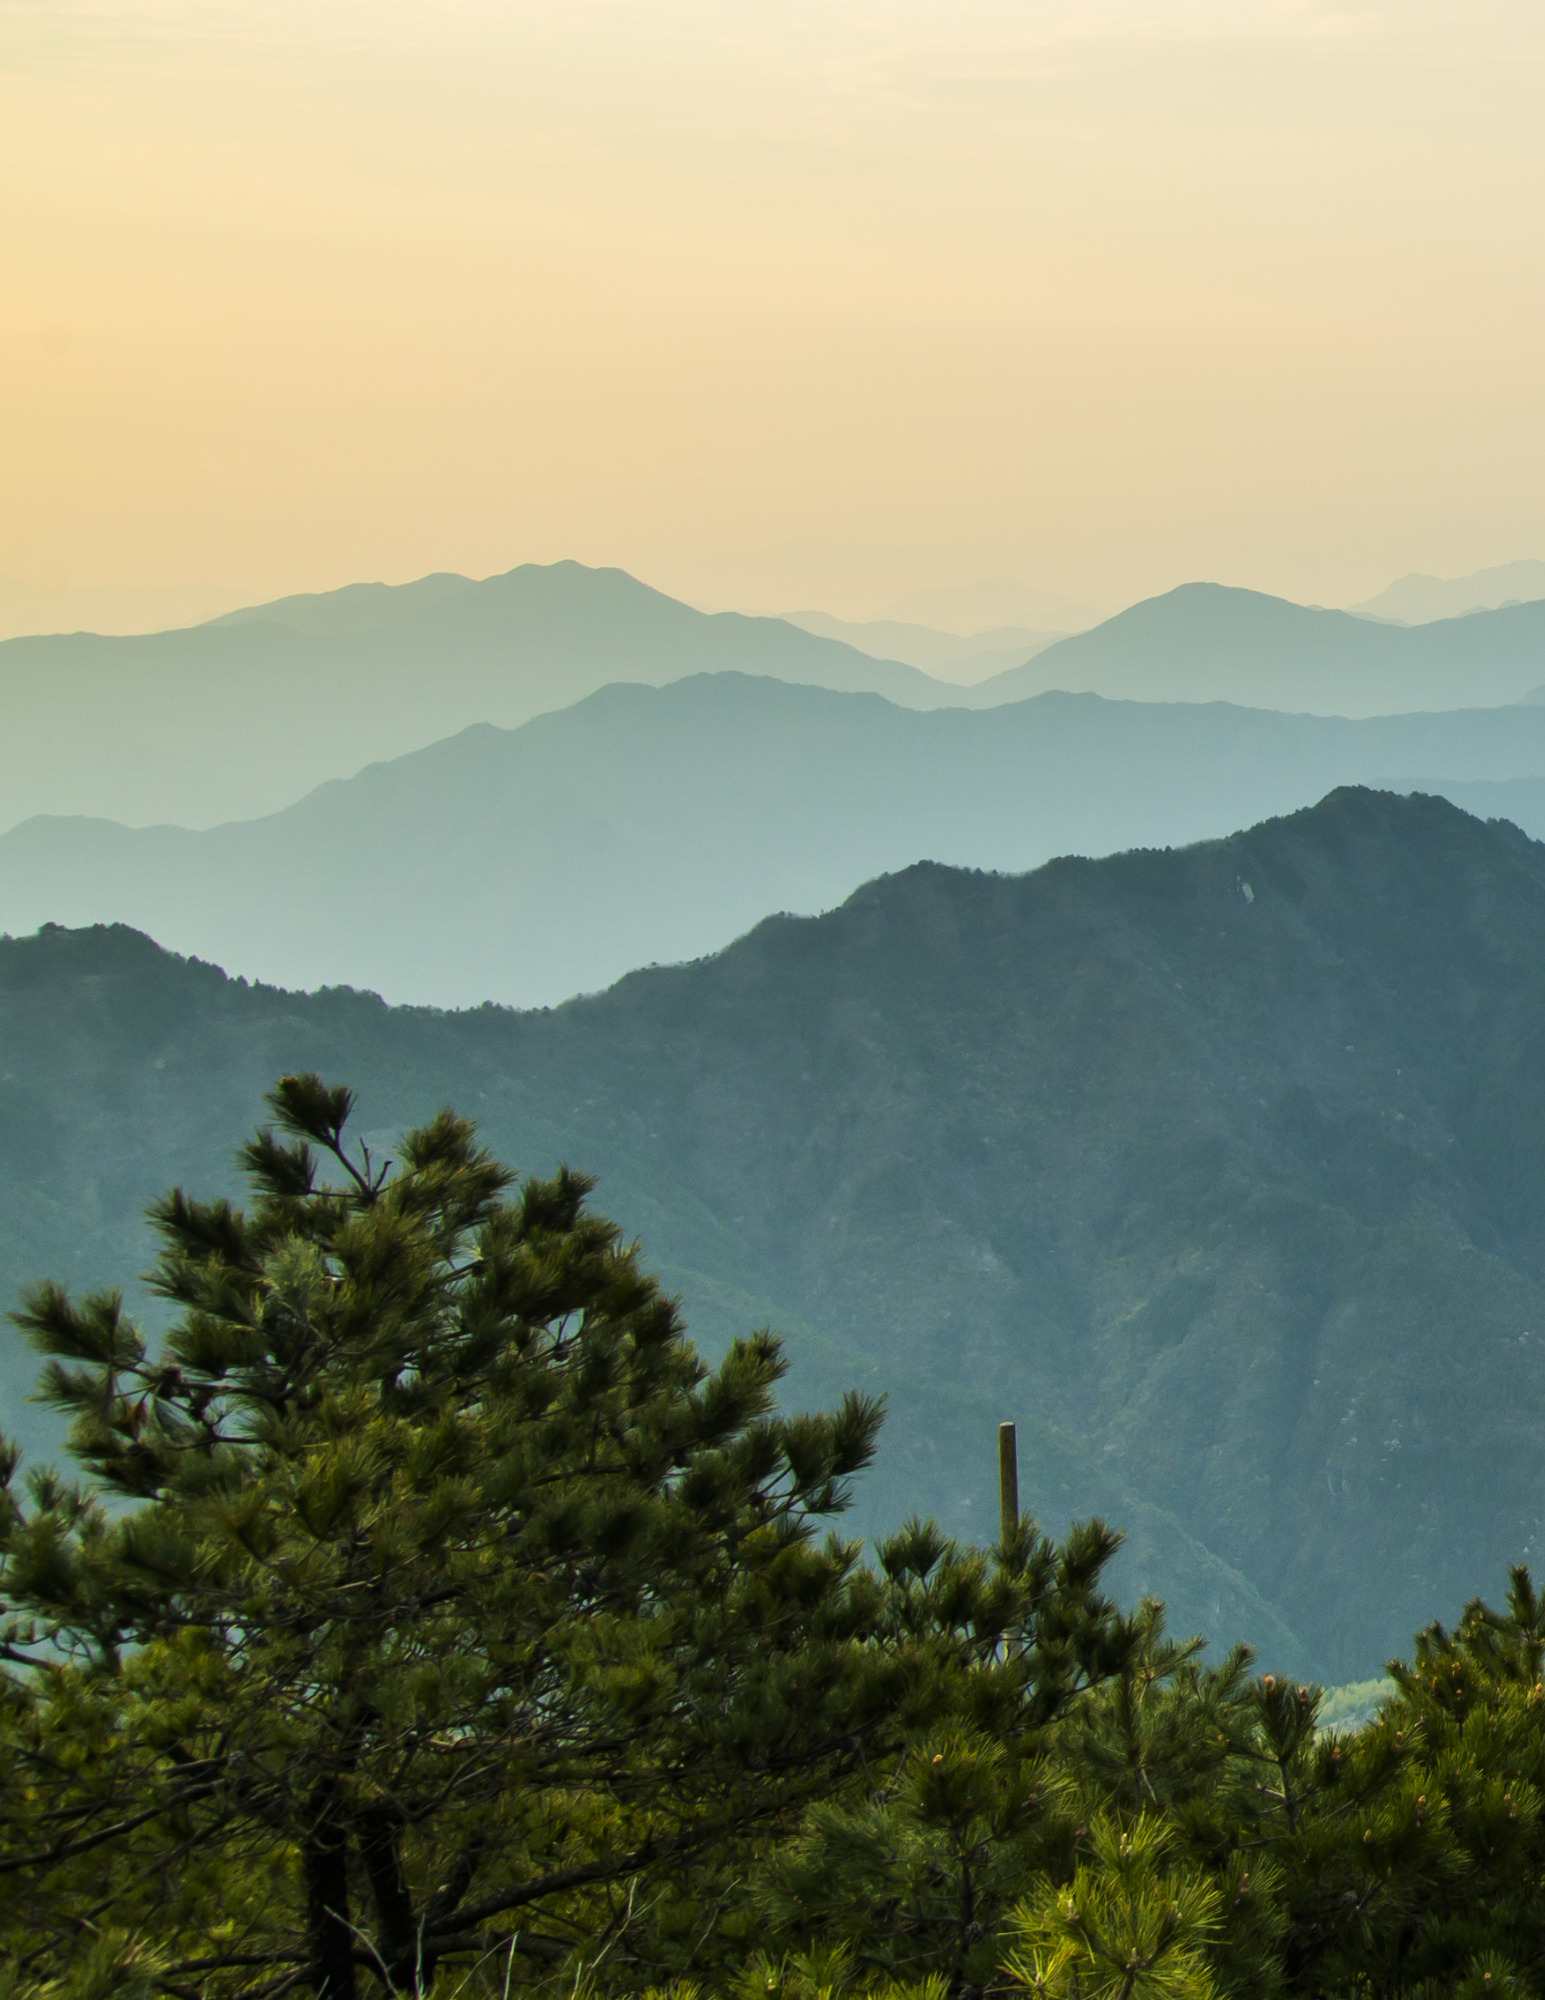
[3,0,1545,630]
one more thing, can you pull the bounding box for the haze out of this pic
[12,0,1545,1780]
[6,0,1545,629]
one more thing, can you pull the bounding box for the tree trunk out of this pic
[359,1805,423,1993]
[303,1806,357,2000]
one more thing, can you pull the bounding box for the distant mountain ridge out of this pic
[0,574,238,642]
[8,564,1545,834]
[6,789,1545,1682]
[1351,559,1545,625]
[14,671,1545,1007]
[780,609,1065,683]
[0,561,953,830]
[966,582,1545,714]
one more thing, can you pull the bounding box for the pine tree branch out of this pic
[414,1928,574,1963]
[164,1951,302,1973]
[427,1848,664,1934]
[0,1781,220,1875]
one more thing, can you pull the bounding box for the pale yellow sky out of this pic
[3,0,1544,627]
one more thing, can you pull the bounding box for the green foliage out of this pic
[13,789,1545,1679]
[1005,1816,1221,2000]
[0,1078,1136,2000]
[0,1076,920,1995]
[8,1074,1545,2000]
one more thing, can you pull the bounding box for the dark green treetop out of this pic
[0,1077,1135,2000]
[0,1076,907,1995]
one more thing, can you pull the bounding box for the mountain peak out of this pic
[967,580,1545,716]
[7,787,1545,1677]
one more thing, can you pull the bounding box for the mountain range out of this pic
[3,787,1544,1685]
[0,563,954,830]
[779,610,1065,682]
[1350,559,1545,626]
[15,671,1545,1007]
[969,583,1545,713]
[8,564,1545,835]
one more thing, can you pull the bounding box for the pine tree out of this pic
[1342,1564,1545,1992]
[0,1076,916,1997]
[747,1516,1137,1993]
[1004,1814,1221,2000]
[12,1070,1545,2000]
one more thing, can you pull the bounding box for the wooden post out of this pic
[998,1421,1019,1546]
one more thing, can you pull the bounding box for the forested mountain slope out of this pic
[13,673,1545,1005]
[0,561,950,829]
[2,789,1544,1681]
[970,582,1545,713]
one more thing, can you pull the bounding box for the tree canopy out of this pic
[2,1077,1545,2000]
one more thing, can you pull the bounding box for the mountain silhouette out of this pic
[0,561,953,830]
[780,609,1064,682]
[11,566,1545,837]
[1351,559,1545,625]
[11,672,1545,1007]
[3,789,1545,1680]
[969,582,1545,714]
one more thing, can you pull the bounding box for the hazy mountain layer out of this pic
[14,561,1545,837]
[882,578,1100,632]
[968,583,1545,714]
[0,562,951,831]
[1351,559,1545,626]
[780,610,1064,682]
[4,789,1545,1683]
[11,562,1545,837]
[0,575,238,643]
[12,673,1545,1009]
